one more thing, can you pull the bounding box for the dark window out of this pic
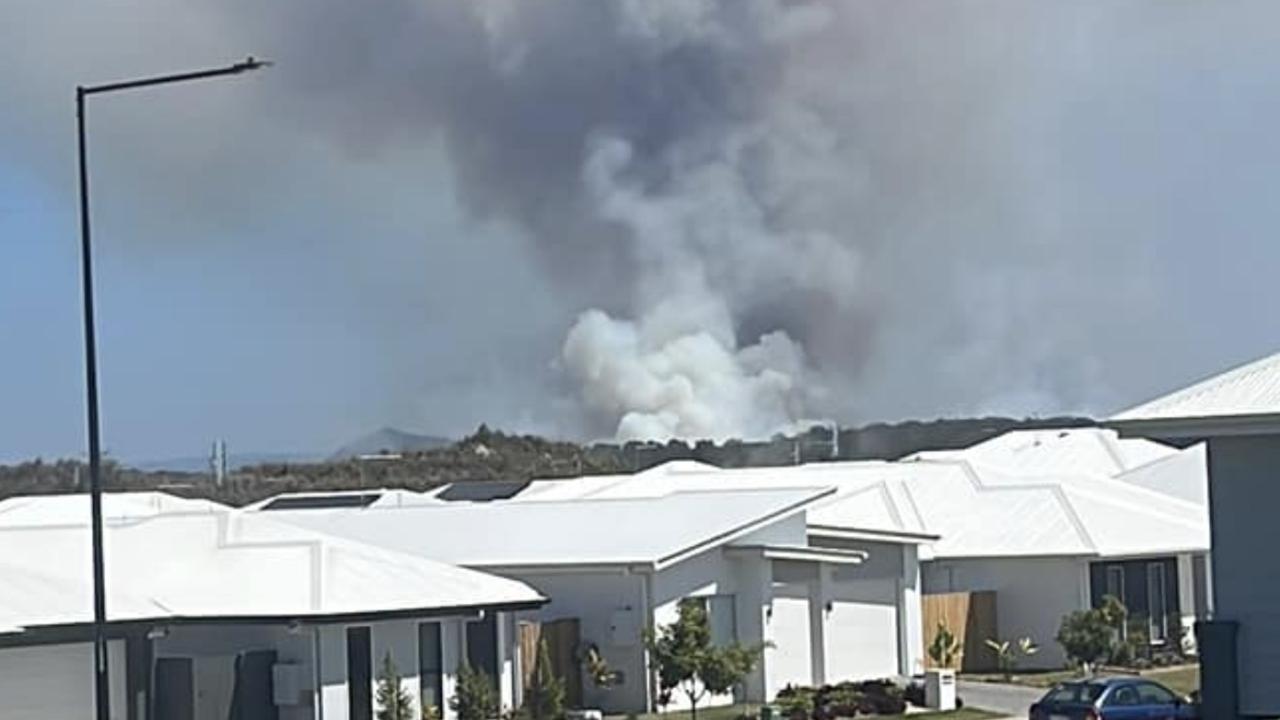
[466,613,500,683]
[1104,685,1141,707]
[1147,562,1169,642]
[347,626,373,720]
[262,493,382,511]
[1106,565,1125,602]
[1136,682,1178,704]
[1044,683,1104,704]
[420,622,444,713]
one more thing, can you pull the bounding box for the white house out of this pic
[517,430,1210,670]
[253,485,924,712]
[1110,349,1280,719]
[0,493,545,720]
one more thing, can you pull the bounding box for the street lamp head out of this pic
[232,56,273,73]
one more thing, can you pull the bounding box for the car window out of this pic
[1105,685,1141,707]
[1136,683,1178,705]
[1045,684,1105,703]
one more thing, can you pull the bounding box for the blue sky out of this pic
[4,1,1280,463]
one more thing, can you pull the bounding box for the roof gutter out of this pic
[807,524,940,545]
[1108,412,1280,439]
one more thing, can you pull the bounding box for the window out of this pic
[347,626,373,720]
[1104,685,1141,707]
[420,622,444,713]
[1045,683,1104,704]
[466,613,500,683]
[1105,565,1125,602]
[1147,562,1168,643]
[1136,682,1178,705]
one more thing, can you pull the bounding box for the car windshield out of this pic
[1044,683,1105,704]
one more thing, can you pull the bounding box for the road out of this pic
[959,680,1041,717]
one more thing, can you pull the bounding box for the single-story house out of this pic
[252,485,924,713]
[1110,348,1280,719]
[513,428,1210,670]
[0,492,545,720]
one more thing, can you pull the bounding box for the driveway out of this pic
[958,680,1041,717]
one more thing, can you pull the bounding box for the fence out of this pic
[518,618,583,707]
[922,591,999,672]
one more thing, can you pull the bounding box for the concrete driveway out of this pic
[958,680,1042,717]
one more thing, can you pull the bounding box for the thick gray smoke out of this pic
[235,0,1172,440]
[15,0,1265,452]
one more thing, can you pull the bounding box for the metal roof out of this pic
[254,487,833,569]
[508,440,1209,561]
[1111,349,1280,434]
[0,499,543,633]
[0,491,225,527]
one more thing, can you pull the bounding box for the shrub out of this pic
[928,622,962,669]
[376,652,416,720]
[523,638,566,720]
[451,664,499,720]
[646,598,766,720]
[1057,609,1114,673]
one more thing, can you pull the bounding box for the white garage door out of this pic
[766,586,813,693]
[0,642,127,720]
[824,579,899,681]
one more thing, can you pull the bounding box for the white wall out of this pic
[0,640,127,720]
[508,569,648,713]
[922,556,1089,669]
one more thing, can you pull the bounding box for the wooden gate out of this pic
[922,591,998,672]
[519,619,583,708]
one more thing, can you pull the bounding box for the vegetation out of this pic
[619,707,998,720]
[645,599,766,720]
[775,680,908,719]
[451,664,499,720]
[583,644,617,689]
[928,622,962,670]
[524,638,567,720]
[983,636,1038,681]
[0,417,1095,506]
[1056,599,1121,673]
[376,653,416,720]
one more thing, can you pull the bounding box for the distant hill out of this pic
[330,427,451,460]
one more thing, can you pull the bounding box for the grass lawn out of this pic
[621,705,1002,720]
[963,664,1199,695]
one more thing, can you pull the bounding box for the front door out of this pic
[154,657,195,720]
[232,650,279,720]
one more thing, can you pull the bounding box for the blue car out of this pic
[1028,676,1197,720]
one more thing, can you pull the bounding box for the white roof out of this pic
[511,451,1209,561]
[0,491,226,527]
[907,428,1177,478]
[1111,349,1280,433]
[241,487,448,512]
[0,496,543,633]
[255,487,832,569]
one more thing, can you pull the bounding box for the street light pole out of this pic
[74,57,268,720]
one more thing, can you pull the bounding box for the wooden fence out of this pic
[922,591,999,672]
[518,618,583,707]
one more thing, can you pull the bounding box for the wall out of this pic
[1207,435,1280,717]
[922,556,1089,669]
[0,640,127,720]
[508,569,649,713]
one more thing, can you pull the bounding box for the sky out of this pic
[3,1,1280,463]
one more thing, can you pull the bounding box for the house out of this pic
[0,492,545,720]
[1110,349,1280,719]
[252,485,923,713]
[515,430,1210,670]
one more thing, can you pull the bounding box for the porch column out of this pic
[808,564,828,686]
[898,545,924,677]
[733,554,772,703]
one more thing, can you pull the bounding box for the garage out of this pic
[0,641,127,720]
[824,578,900,681]
[766,585,814,691]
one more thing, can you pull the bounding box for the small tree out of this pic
[984,637,1039,681]
[928,622,962,669]
[451,663,499,720]
[376,652,416,720]
[1057,608,1114,674]
[524,638,566,720]
[645,599,766,720]
[582,645,617,689]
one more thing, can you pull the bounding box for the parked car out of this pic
[1028,677,1197,720]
